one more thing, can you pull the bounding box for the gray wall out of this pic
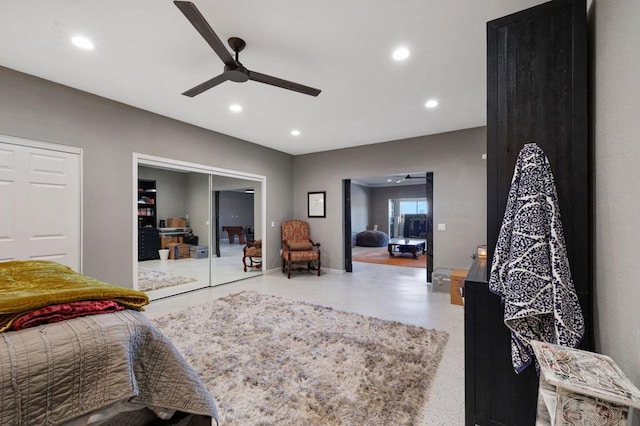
[0,66,293,286]
[293,127,487,271]
[138,166,189,222]
[371,184,427,238]
[218,192,255,241]
[591,0,640,416]
[350,183,371,233]
[186,173,210,247]
[212,175,262,243]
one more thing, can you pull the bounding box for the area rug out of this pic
[137,267,196,291]
[152,291,448,425]
[352,247,427,268]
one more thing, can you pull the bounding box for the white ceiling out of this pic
[0,0,546,156]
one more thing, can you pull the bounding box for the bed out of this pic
[0,260,219,425]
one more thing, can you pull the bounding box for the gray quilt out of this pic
[0,310,219,425]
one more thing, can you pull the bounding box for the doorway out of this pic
[344,172,433,282]
[211,176,262,286]
[133,153,266,300]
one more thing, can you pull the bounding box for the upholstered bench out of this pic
[355,230,389,247]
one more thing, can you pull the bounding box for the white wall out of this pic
[591,0,640,417]
[293,127,486,271]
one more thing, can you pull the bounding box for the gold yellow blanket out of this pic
[0,260,148,332]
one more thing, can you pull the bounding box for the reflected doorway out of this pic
[211,176,262,286]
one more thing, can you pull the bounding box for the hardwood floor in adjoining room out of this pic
[143,262,465,425]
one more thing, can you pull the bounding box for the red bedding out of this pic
[12,300,124,330]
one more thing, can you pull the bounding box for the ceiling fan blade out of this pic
[182,73,230,97]
[248,70,321,97]
[174,1,235,67]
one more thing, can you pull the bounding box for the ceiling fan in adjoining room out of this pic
[393,174,428,183]
[174,1,321,97]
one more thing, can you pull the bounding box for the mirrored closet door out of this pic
[134,154,264,300]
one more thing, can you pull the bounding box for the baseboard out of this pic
[264,267,344,275]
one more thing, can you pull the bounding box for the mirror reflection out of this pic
[136,164,262,300]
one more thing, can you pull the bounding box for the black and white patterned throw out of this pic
[489,143,584,373]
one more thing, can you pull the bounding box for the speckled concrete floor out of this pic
[144,261,464,425]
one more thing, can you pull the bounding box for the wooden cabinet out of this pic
[465,0,591,424]
[450,269,467,305]
[138,227,160,261]
[531,341,640,426]
[137,179,157,229]
[486,0,591,337]
[464,259,539,425]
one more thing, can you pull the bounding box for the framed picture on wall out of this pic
[308,191,326,218]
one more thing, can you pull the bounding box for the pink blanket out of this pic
[12,300,124,330]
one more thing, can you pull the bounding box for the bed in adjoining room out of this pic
[0,260,219,426]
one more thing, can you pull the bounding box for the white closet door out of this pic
[0,140,81,271]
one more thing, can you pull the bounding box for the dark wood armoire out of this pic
[465,0,591,425]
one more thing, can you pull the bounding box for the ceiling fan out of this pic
[393,174,424,182]
[174,1,321,97]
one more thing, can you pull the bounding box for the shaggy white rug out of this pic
[152,291,449,425]
[137,267,196,291]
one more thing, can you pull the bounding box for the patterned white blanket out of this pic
[489,143,584,373]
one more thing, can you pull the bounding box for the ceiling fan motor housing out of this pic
[225,64,250,82]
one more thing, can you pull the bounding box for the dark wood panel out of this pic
[487,0,591,347]
[426,172,434,282]
[468,0,590,425]
[465,280,539,425]
[344,179,352,273]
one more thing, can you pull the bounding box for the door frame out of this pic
[343,173,434,282]
[132,153,266,290]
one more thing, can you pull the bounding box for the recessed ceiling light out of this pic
[386,179,393,182]
[290,129,301,136]
[229,104,243,113]
[392,47,410,61]
[71,35,94,50]
[425,99,439,108]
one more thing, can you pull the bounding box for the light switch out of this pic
[438,223,446,231]
[271,221,275,228]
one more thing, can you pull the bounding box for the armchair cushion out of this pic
[247,239,262,248]
[286,240,314,251]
